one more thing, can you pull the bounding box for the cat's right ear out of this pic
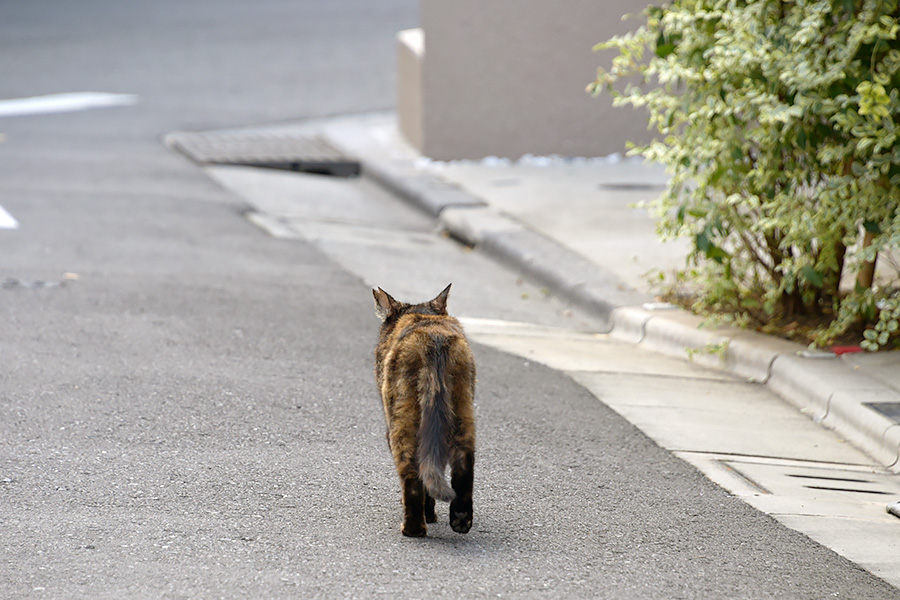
[373,287,398,321]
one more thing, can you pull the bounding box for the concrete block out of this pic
[609,305,653,344]
[362,161,485,217]
[724,330,802,384]
[825,389,900,469]
[397,29,424,151]
[640,310,734,368]
[416,0,652,159]
[768,354,840,422]
[439,205,519,247]
[768,354,899,467]
[473,226,649,328]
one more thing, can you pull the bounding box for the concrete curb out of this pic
[322,126,900,474]
[362,160,486,217]
[439,206,649,326]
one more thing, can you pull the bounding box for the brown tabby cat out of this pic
[373,284,476,537]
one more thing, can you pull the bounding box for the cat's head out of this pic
[372,284,452,324]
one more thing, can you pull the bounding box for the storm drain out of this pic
[724,459,898,498]
[165,130,361,177]
[597,182,668,191]
[2,277,65,289]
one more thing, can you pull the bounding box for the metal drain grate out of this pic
[724,459,899,498]
[2,277,64,289]
[165,131,361,177]
[801,485,892,495]
[788,473,892,495]
[597,182,668,191]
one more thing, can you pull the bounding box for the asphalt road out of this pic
[1,2,898,598]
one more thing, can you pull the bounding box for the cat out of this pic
[373,284,476,537]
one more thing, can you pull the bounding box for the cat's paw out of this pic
[450,511,472,534]
[402,522,427,537]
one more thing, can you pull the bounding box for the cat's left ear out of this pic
[373,287,399,321]
[429,283,452,314]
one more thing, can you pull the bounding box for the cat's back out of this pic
[391,313,467,350]
[381,312,471,371]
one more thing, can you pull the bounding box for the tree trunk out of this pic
[856,229,878,291]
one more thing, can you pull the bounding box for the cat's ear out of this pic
[429,283,452,314]
[373,287,399,321]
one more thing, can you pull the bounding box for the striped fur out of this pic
[373,284,476,536]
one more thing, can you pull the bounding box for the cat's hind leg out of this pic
[424,492,437,523]
[401,475,427,537]
[449,450,474,534]
[388,393,428,537]
[391,423,427,536]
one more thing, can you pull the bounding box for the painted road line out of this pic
[0,204,19,229]
[0,92,138,118]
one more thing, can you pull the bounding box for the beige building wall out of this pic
[396,28,424,151]
[399,0,652,160]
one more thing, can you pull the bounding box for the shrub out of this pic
[590,0,900,350]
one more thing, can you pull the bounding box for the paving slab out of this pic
[843,352,900,390]
[773,515,900,589]
[460,318,730,380]
[571,372,870,465]
[205,165,432,231]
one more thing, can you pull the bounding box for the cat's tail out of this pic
[417,335,456,503]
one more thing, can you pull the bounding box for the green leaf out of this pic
[707,245,730,264]
[800,266,824,288]
[741,297,762,309]
[863,220,881,234]
[708,166,727,186]
[655,43,676,59]
[695,231,711,254]
[695,229,729,264]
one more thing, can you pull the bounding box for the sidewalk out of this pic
[244,112,900,476]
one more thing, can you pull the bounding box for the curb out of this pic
[321,126,900,474]
[361,160,486,218]
[439,206,649,324]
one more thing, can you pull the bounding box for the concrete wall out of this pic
[396,28,424,151]
[398,0,652,160]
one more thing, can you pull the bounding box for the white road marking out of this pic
[0,92,138,118]
[0,204,18,229]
